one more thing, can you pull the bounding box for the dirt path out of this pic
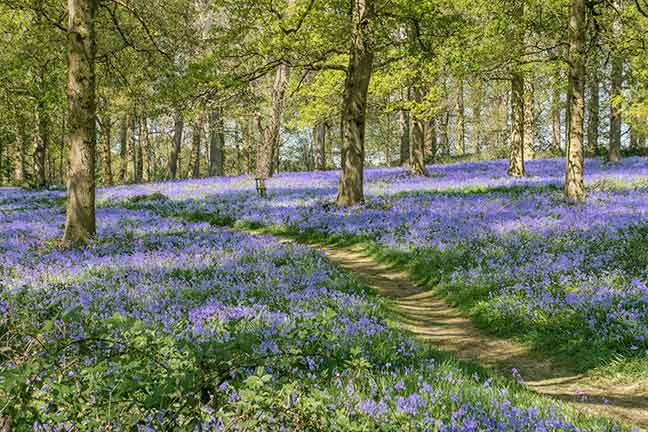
[264,233,648,429]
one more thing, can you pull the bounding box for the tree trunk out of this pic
[141,115,151,181]
[13,116,27,185]
[399,106,410,166]
[63,0,97,244]
[424,118,437,162]
[473,80,483,156]
[409,86,427,176]
[440,111,450,157]
[241,117,254,174]
[100,115,113,185]
[523,81,536,161]
[608,56,623,163]
[118,115,127,182]
[630,127,639,150]
[508,72,525,177]
[59,111,66,184]
[168,113,183,179]
[126,114,136,182]
[209,107,225,176]
[336,0,374,207]
[587,70,600,155]
[552,85,562,154]
[456,79,465,155]
[314,122,327,170]
[191,115,203,178]
[564,0,586,200]
[0,136,4,184]
[135,117,143,182]
[33,99,49,188]
[259,65,289,178]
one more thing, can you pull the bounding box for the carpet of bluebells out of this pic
[0,186,629,430]
[101,157,648,366]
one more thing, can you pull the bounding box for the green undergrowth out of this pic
[146,201,648,383]
[113,199,639,430]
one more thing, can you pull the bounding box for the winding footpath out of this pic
[253,230,648,430]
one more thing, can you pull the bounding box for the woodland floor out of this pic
[249,229,648,430]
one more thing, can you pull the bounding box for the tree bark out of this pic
[409,86,427,176]
[456,79,465,155]
[523,81,536,161]
[33,99,49,188]
[241,117,254,174]
[209,107,225,176]
[141,115,151,181]
[100,115,113,185]
[587,69,600,155]
[473,80,483,156]
[424,118,437,162]
[440,111,450,157]
[191,115,203,178]
[63,0,97,244]
[135,116,143,182]
[59,111,66,184]
[336,0,374,207]
[118,115,127,182]
[399,106,410,166]
[552,85,562,154]
[508,72,525,177]
[126,114,136,182]
[13,116,27,185]
[259,65,289,178]
[564,0,586,200]
[314,121,327,170]
[608,55,623,163]
[168,113,183,179]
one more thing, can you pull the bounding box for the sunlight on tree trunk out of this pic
[13,117,26,185]
[336,0,374,207]
[564,0,586,201]
[523,81,536,161]
[314,121,327,170]
[409,86,427,176]
[456,79,465,156]
[424,118,437,162]
[63,0,97,244]
[508,73,525,177]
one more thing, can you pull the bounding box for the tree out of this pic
[99,114,113,185]
[168,113,184,179]
[313,121,327,170]
[564,0,586,201]
[508,72,525,177]
[456,79,465,156]
[409,85,427,175]
[508,2,525,177]
[399,107,410,166]
[209,107,225,176]
[63,0,97,244]
[608,56,623,162]
[336,0,375,207]
[191,114,203,178]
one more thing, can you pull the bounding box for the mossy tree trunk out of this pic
[63,0,97,244]
[564,0,586,201]
[336,0,374,207]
